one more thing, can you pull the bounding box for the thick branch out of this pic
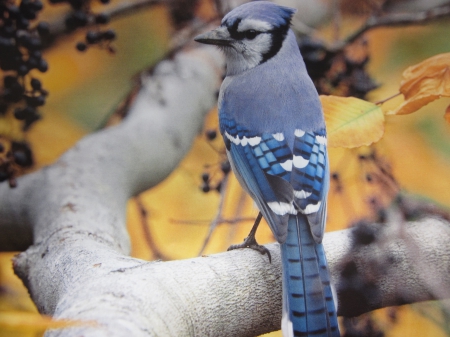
[11,217,450,337]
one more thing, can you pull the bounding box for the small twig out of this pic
[197,175,229,256]
[374,92,401,105]
[333,4,450,50]
[332,0,341,42]
[135,195,168,260]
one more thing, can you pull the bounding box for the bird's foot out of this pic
[227,235,271,263]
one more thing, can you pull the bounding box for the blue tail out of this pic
[281,214,340,337]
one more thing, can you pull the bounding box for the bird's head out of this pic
[195,1,296,75]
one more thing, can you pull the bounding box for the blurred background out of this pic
[1,0,450,336]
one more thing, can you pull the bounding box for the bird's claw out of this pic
[227,235,272,263]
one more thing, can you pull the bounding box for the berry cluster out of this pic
[0,0,49,186]
[0,0,49,113]
[200,129,231,194]
[0,139,33,187]
[49,0,116,52]
[300,37,378,99]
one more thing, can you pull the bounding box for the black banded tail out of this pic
[281,214,340,337]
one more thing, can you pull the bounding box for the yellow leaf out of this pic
[321,95,385,148]
[387,52,450,115]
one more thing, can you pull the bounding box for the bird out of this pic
[194,2,340,336]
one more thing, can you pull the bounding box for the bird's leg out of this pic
[227,212,271,263]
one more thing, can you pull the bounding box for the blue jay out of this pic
[195,2,339,336]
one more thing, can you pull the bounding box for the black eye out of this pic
[244,29,259,40]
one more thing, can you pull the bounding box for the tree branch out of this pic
[42,0,164,45]
[11,216,450,336]
[335,4,450,49]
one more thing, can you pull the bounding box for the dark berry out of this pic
[7,5,20,18]
[100,0,110,4]
[14,106,34,120]
[11,141,33,167]
[28,37,42,50]
[27,56,39,69]
[201,172,209,182]
[37,22,50,36]
[201,182,210,193]
[30,78,42,91]
[0,143,4,153]
[22,111,41,131]
[3,81,24,102]
[30,50,42,59]
[25,95,45,107]
[68,0,83,9]
[16,16,30,29]
[14,108,27,120]
[2,25,15,38]
[102,29,116,40]
[76,42,87,51]
[86,31,101,44]
[65,11,88,30]
[221,161,231,174]
[4,75,17,88]
[17,64,29,75]
[0,37,15,53]
[37,58,48,72]
[20,3,37,20]
[95,13,110,24]
[205,129,217,140]
[30,0,43,11]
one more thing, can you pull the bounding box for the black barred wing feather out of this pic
[221,118,297,243]
[291,129,329,242]
[221,117,329,243]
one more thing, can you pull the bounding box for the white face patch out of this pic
[268,201,297,216]
[237,18,273,32]
[223,32,273,75]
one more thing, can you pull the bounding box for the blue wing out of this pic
[221,115,329,243]
[290,128,329,243]
[221,116,295,243]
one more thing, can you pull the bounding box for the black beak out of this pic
[194,27,232,46]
